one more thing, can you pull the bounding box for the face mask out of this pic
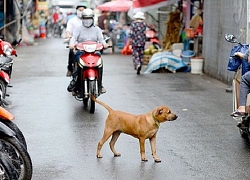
[76,10,83,18]
[82,19,94,28]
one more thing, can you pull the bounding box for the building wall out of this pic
[203,0,247,84]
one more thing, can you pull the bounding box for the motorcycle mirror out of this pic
[225,34,239,43]
[17,38,22,44]
[12,38,22,47]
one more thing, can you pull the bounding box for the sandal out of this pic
[230,110,247,117]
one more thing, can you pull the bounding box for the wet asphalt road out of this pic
[5,37,250,180]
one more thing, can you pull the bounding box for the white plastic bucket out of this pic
[190,58,204,74]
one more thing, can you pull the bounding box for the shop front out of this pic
[0,0,20,42]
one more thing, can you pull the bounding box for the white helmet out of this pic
[82,8,94,18]
[82,8,94,28]
[76,2,87,10]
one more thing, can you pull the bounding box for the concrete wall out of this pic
[203,0,247,84]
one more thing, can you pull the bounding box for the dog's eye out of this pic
[168,110,171,114]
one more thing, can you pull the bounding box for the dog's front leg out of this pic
[149,134,161,163]
[139,138,148,161]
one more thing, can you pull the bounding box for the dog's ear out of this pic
[155,108,163,115]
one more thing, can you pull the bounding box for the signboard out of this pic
[36,0,49,10]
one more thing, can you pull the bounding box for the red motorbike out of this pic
[146,24,161,49]
[0,39,20,106]
[74,41,110,113]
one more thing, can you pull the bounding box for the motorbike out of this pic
[53,20,64,38]
[72,41,111,113]
[0,38,20,106]
[0,119,32,179]
[0,103,31,179]
[225,33,250,140]
[146,24,161,50]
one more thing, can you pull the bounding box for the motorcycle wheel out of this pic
[0,80,7,100]
[0,152,19,180]
[239,129,249,140]
[0,120,27,149]
[0,136,32,180]
[112,43,115,53]
[89,81,96,114]
[107,38,114,54]
[83,98,88,109]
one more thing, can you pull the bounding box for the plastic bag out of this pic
[122,43,132,55]
[227,44,249,72]
[227,56,241,72]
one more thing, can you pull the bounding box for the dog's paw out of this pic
[114,153,121,157]
[96,155,103,158]
[141,158,148,162]
[154,158,161,163]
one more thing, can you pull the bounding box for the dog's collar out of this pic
[152,114,160,127]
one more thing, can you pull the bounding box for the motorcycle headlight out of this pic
[83,44,97,53]
[3,45,12,56]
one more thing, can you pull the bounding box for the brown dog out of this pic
[91,95,178,162]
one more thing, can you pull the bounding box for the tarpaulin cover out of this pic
[144,51,189,73]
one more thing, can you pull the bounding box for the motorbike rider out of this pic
[65,3,86,77]
[67,8,108,97]
[231,50,250,117]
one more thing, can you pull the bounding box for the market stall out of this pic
[131,0,204,73]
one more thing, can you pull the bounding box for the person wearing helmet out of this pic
[65,3,86,77]
[67,8,108,97]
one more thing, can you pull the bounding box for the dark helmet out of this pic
[76,2,87,10]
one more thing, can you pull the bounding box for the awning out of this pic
[97,0,133,12]
[133,0,179,12]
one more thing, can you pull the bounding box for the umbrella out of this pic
[97,0,133,12]
[133,0,179,12]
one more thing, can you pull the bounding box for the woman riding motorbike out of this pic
[231,50,250,117]
[67,8,108,97]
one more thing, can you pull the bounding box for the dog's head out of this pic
[153,106,178,123]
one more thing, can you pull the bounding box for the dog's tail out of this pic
[90,94,113,113]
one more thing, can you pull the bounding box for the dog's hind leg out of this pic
[109,131,121,157]
[97,128,114,158]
